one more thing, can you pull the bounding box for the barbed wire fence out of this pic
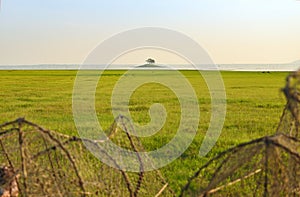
[0,116,174,197]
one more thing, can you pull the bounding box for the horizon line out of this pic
[0,62,300,66]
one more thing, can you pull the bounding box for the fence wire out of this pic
[0,117,174,197]
[2,71,300,196]
[180,70,300,196]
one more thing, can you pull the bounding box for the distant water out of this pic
[0,64,299,71]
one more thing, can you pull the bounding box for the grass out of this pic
[0,70,288,194]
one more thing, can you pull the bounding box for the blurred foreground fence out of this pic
[2,71,300,196]
[0,117,174,197]
[180,70,300,196]
[180,133,300,196]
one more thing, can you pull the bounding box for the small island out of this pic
[137,58,163,68]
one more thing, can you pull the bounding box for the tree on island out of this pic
[145,58,155,65]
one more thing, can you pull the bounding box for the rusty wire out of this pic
[180,70,300,196]
[0,117,173,197]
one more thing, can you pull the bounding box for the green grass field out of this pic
[0,70,289,193]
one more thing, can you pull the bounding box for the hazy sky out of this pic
[0,0,299,65]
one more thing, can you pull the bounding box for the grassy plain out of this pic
[0,70,288,193]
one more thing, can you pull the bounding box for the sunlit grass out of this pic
[0,70,288,193]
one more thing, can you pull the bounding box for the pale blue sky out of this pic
[0,0,300,64]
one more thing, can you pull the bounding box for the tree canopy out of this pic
[146,58,155,64]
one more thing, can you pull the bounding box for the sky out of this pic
[0,0,300,65]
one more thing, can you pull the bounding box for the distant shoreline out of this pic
[0,64,299,72]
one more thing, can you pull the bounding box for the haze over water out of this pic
[0,64,299,71]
